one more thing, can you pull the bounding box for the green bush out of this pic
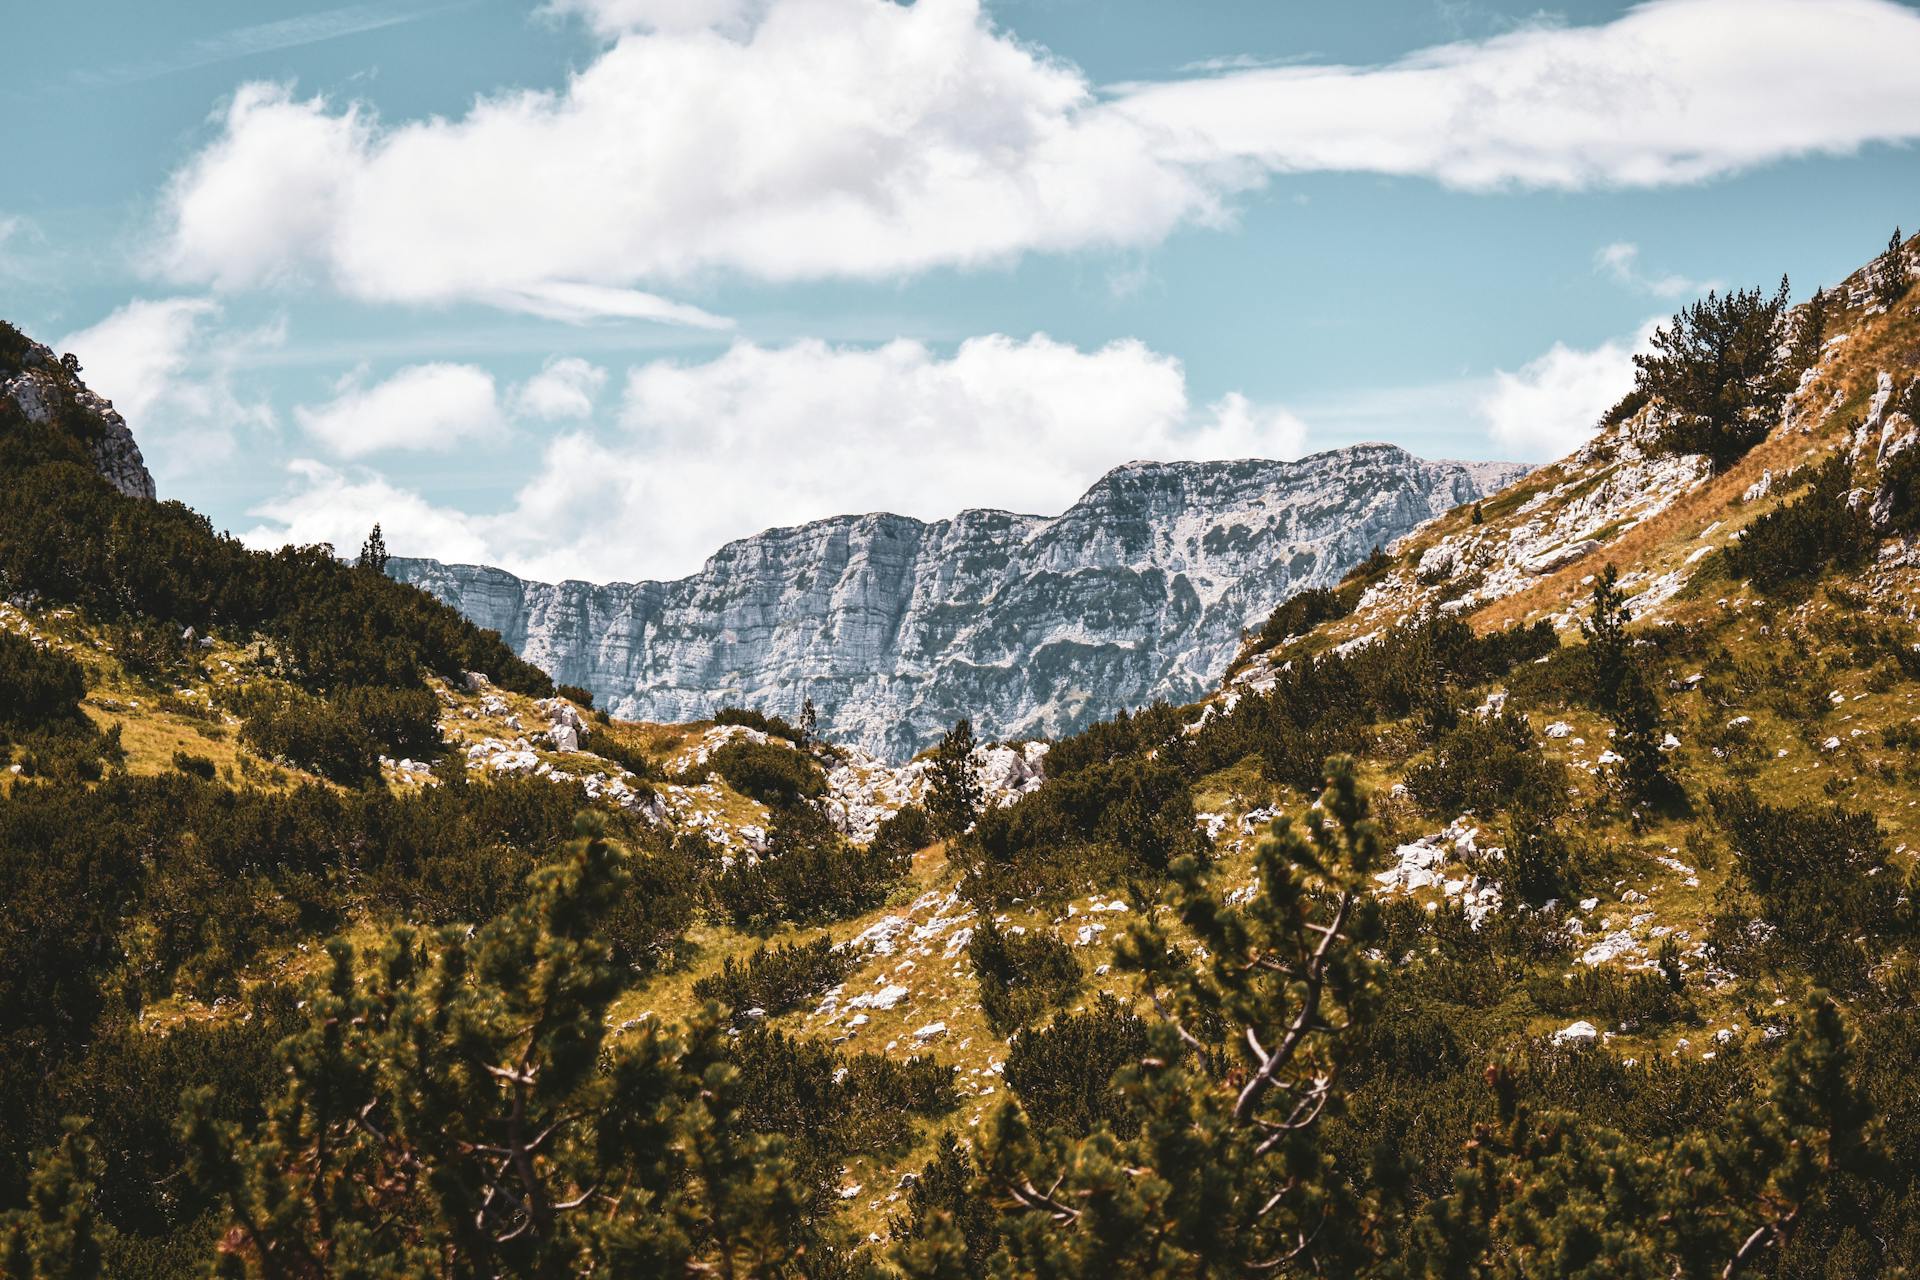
[334,684,442,757]
[170,751,216,780]
[238,689,379,786]
[1724,455,1874,596]
[970,916,1081,1033]
[713,705,805,744]
[870,804,934,859]
[1003,994,1150,1138]
[713,805,907,927]
[1405,712,1567,818]
[0,631,85,729]
[957,755,1200,905]
[692,937,852,1016]
[704,739,824,808]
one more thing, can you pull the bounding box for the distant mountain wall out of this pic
[393,445,1526,758]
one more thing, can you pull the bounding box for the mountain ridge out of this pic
[392,443,1527,758]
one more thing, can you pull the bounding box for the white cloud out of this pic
[1477,320,1661,460]
[1595,241,1714,298]
[1115,0,1920,189]
[156,0,1920,309]
[241,459,502,561]
[57,297,280,478]
[513,356,607,419]
[294,362,506,458]
[243,333,1310,581]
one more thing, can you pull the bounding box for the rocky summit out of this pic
[392,445,1524,758]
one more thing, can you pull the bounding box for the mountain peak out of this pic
[0,321,155,501]
[393,446,1523,758]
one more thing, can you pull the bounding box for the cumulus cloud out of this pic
[155,0,1920,311]
[294,362,507,458]
[1595,242,1715,298]
[242,459,503,562]
[58,297,280,478]
[1478,320,1662,460]
[513,356,608,419]
[243,333,1310,582]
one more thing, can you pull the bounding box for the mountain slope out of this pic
[393,446,1524,757]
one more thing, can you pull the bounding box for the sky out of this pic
[5,0,1920,584]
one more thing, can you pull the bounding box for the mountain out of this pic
[392,446,1525,758]
[5,231,1920,1275]
[0,329,154,500]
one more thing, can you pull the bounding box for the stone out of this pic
[390,446,1525,759]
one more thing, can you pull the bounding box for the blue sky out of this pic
[5,0,1920,582]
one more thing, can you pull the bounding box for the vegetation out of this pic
[1725,454,1875,595]
[968,916,1081,1033]
[1636,278,1797,470]
[702,737,824,808]
[926,717,982,837]
[691,936,853,1017]
[11,231,1920,1275]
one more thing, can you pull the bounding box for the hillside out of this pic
[2,228,1920,1276]
[392,447,1523,758]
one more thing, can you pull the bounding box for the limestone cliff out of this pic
[393,445,1526,758]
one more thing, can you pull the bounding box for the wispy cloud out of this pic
[1595,242,1718,299]
[75,1,470,88]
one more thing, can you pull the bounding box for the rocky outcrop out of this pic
[0,336,156,500]
[393,445,1526,758]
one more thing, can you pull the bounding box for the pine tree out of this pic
[180,813,808,1276]
[1635,278,1796,470]
[1788,285,1830,373]
[798,696,818,745]
[927,718,982,838]
[1874,227,1913,307]
[960,758,1386,1276]
[1,1119,102,1280]
[1404,997,1876,1279]
[1581,564,1671,802]
[355,523,390,574]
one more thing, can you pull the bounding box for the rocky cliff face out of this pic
[393,445,1526,758]
[0,333,156,501]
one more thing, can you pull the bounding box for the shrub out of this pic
[704,739,824,808]
[870,804,934,859]
[1725,455,1875,595]
[1404,712,1567,819]
[1003,995,1150,1138]
[1254,586,1354,652]
[334,684,442,758]
[692,937,852,1016]
[1527,966,1683,1033]
[713,804,907,927]
[1044,701,1185,778]
[170,751,216,780]
[0,631,85,729]
[1711,787,1899,947]
[238,689,379,786]
[108,622,187,685]
[957,755,1199,905]
[713,705,804,744]
[587,731,663,782]
[969,916,1081,1033]
[556,683,595,710]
